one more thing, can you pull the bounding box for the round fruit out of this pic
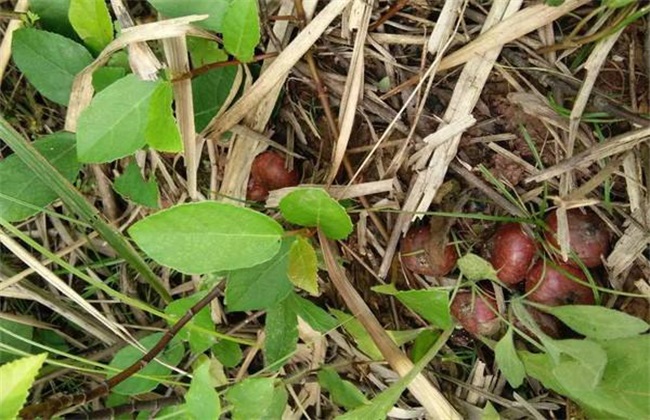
[246,177,269,201]
[250,151,300,191]
[450,290,500,337]
[488,223,536,285]
[525,260,595,306]
[545,209,609,268]
[400,225,457,276]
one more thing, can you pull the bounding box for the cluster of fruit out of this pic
[401,209,610,337]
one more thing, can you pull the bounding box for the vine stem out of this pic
[20,284,222,419]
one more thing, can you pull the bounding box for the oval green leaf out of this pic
[0,132,80,222]
[287,236,319,295]
[457,253,499,282]
[148,0,228,32]
[129,202,283,274]
[222,0,260,62]
[544,305,649,339]
[279,188,353,240]
[77,74,161,163]
[495,327,525,388]
[11,28,93,105]
[69,0,113,54]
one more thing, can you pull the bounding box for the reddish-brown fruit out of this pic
[450,291,500,337]
[525,260,595,306]
[250,151,300,191]
[400,225,457,276]
[488,223,537,285]
[545,209,610,268]
[246,177,269,201]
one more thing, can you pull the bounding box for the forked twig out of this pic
[20,284,222,419]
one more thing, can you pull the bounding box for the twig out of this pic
[65,395,182,419]
[369,0,409,31]
[20,284,222,419]
[173,52,280,81]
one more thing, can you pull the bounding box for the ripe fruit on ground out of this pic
[525,260,595,306]
[400,225,457,276]
[488,223,536,286]
[450,290,500,336]
[545,209,610,268]
[247,151,300,200]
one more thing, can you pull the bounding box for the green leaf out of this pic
[457,253,499,282]
[68,0,113,54]
[411,329,440,363]
[185,358,220,420]
[188,37,228,67]
[543,305,649,339]
[92,66,126,92]
[0,132,80,222]
[318,367,369,410]
[222,0,260,62]
[549,339,608,391]
[129,201,283,274]
[373,284,451,329]
[77,74,161,163]
[286,293,338,333]
[279,188,353,240]
[603,0,635,8]
[267,386,289,419]
[30,0,76,39]
[225,238,293,311]
[113,162,159,208]
[0,319,33,364]
[225,377,275,420]
[481,401,501,420]
[148,0,229,32]
[0,353,47,419]
[145,81,183,153]
[11,28,93,105]
[264,298,298,371]
[192,66,237,132]
[288,236,319,295]
[164,292,215,354]
[494,327,525,388]
[212,340,242,368]
[109,333,184,395]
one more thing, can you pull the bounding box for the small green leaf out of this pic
[543,305,649,339]
[68,0,113,54]
[113,162,160,208]
[549,339,608,391]
[129,201,283,274]
[411,329,440,363]
[222,0,260,62]
[279,188,353,240]
[185,358,220,420]
[225,238,293,311]
[0,353,47,419]
[188,37,228,67]
[92,66,126,92]
[77,75,161,162]
[0,320,33,364]
[495,327,525,388]
[264,298,298,371]
[148,0,229,32]
[164,292,215,354]
[331,309,382,360]
[0,132,80,222]
[225,377,275,420]
[109,333,184,395]
[457,253,499,282]
[145,81,183,153]
[286,293,338,333]
[30,0,76,39]
[288,236,319,295]
[373,284,451,329]
[481,401,501,420]
[192,66,237,132]
[12,28,93,105]
[318,367,369,410]
[212,340,242,368]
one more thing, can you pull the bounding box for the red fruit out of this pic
[450,291,500,337]
[525,260,595,306]
[545,209,610,268]
[250,151,300,191]
[400,225,457,276]
[488,223,536,285]
[246,177,269,201]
